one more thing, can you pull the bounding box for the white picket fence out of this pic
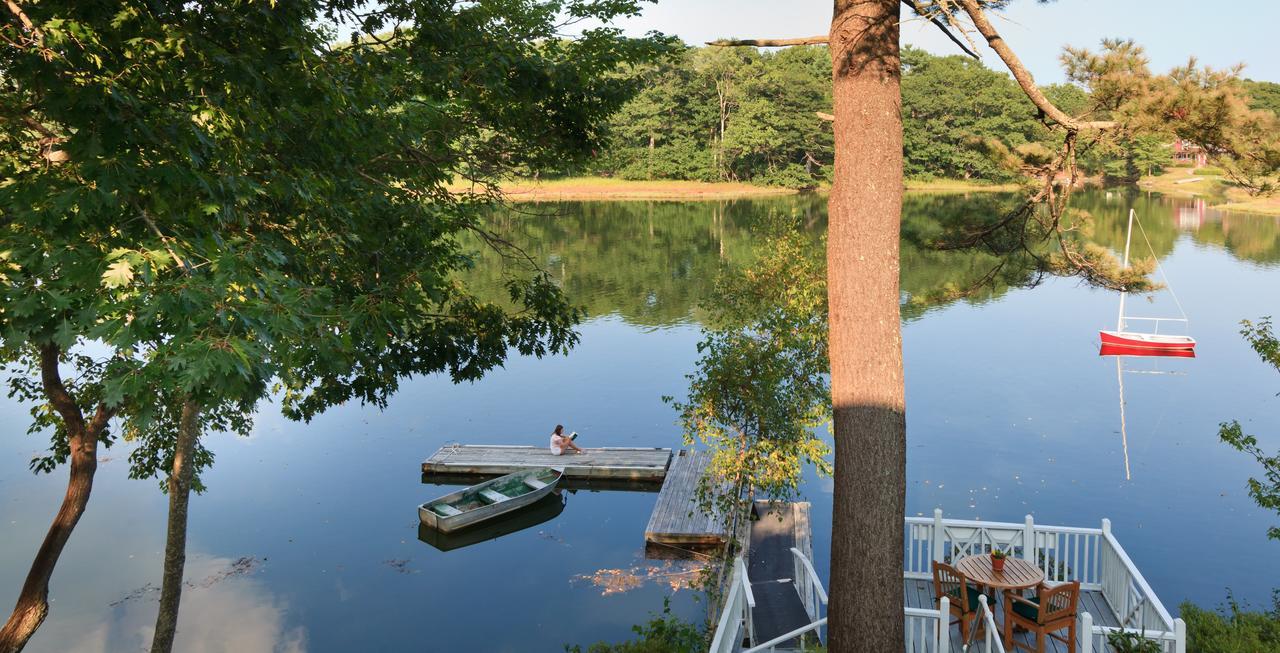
[905,509,1186,652]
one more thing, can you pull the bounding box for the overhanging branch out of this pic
[955,0,1113,131]
[901,0,980,60]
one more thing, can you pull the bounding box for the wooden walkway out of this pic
[748,501,814,649]
[421,444,671,481]
[903,578,1120,653]
[643,450,728,546]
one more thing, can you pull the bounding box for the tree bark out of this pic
[0,345,111,653]
[826,1,906,651]
[149,399,201,653]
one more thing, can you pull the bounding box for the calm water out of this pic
[2,190,1278,652]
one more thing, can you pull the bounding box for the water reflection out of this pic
[48,555,305,653]
[1101,350,1194,481]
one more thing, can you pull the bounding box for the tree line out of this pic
[572,43,1280,187]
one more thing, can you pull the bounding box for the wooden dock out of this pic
[748,501,814,649]
[644,449,728,547]
[421,444,671,481]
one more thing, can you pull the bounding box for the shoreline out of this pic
[454,176,1021,201]
[456,175,1279,214]
[1138,169,1280,216]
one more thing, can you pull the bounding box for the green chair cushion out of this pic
[1011,594,1043,622]
[945,585,984,612]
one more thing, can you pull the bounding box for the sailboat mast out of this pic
[1117,208,1135,332]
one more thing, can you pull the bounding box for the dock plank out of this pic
[643,450,728,545]
[422,444,671,481]
[747,501,814,649]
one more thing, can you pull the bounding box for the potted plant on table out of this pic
[990,548,1007,573]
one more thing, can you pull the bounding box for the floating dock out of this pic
[748,500,814,648]
[644,449,729,547]
[421,444,671,481]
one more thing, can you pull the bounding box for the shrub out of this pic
[756,163,819,189]
[1181,591,1280,653]
[564,599,704,653]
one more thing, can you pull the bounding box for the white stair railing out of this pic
[709,557,755,653]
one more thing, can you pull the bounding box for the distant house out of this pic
[1172,139,1208,167]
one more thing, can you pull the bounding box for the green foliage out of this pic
[595,44,831,188]
[901,46,1047,182]
[669,211,833,517]
[1194,166,1226,176]
[0,1,666,485]
[1219,317,1280,541]
[1181,591,1280,653]
[564,599,704,653]
[1243,79,1280,116]
[1107,630,1162,653]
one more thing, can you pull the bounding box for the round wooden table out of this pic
[955,554,1044,592]
[955,555,1045,647]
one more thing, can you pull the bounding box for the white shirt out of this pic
[550,433,569,455]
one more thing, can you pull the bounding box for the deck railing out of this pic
[791,546,828,627]
[904,510,1184,652]
[709,557,755,653]
[975,594,1008,653]
[904,600,946,653]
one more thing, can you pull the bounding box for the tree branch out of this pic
[900,0,980,60]
[706,36,829,47]
[955,0,1114,131]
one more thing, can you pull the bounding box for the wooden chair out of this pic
[1004,581,1081,653]
[932,561,985,644]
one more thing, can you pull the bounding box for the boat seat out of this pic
[524,478,549,491]
[478,489,509,504]
[432,504,462,517]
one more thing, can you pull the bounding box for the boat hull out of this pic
[419,468,562,533]
[1099,330,1196,351]
[1099,343,1196,358]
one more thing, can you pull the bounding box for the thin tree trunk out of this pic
[826,1,906,651]
[150,399,201,653]
[0,345,111,653]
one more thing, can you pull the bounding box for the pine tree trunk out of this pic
[826,1,906,651]
[150,399,201,653]
[0,346,107,653]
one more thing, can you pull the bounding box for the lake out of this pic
[1,189,1278,652]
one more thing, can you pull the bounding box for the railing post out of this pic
[1023,514,1036,564]
[938,596,950,652]
[1102,518,1111,537]
[932,508,945,563]
[1175,618,1187,653]
[1080,612,1094,653]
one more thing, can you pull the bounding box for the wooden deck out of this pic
[903,578,1120,653]
[643,450,728,546]
[421,444,671,481]
[748,501,814,649]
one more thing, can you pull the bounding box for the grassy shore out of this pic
[450,177,798,201]
[452,176,1020,201]
[1138,168,1280,216]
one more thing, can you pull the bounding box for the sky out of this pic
[610,0,1280,84]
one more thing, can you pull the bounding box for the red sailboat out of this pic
[1098,209,1196,353]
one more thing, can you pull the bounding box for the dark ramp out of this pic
[748,501,813,649]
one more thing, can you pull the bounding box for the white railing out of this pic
[904,598,947,653]
[1119,316,1189,336]
[709,557,755,653]
[791,547,828,626]
[904,510,1184,652]
[743,618,827,653]
[1079,614,1188,653]
[973,594,1007,653]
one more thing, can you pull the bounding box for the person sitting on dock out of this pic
[549,424,584,455]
